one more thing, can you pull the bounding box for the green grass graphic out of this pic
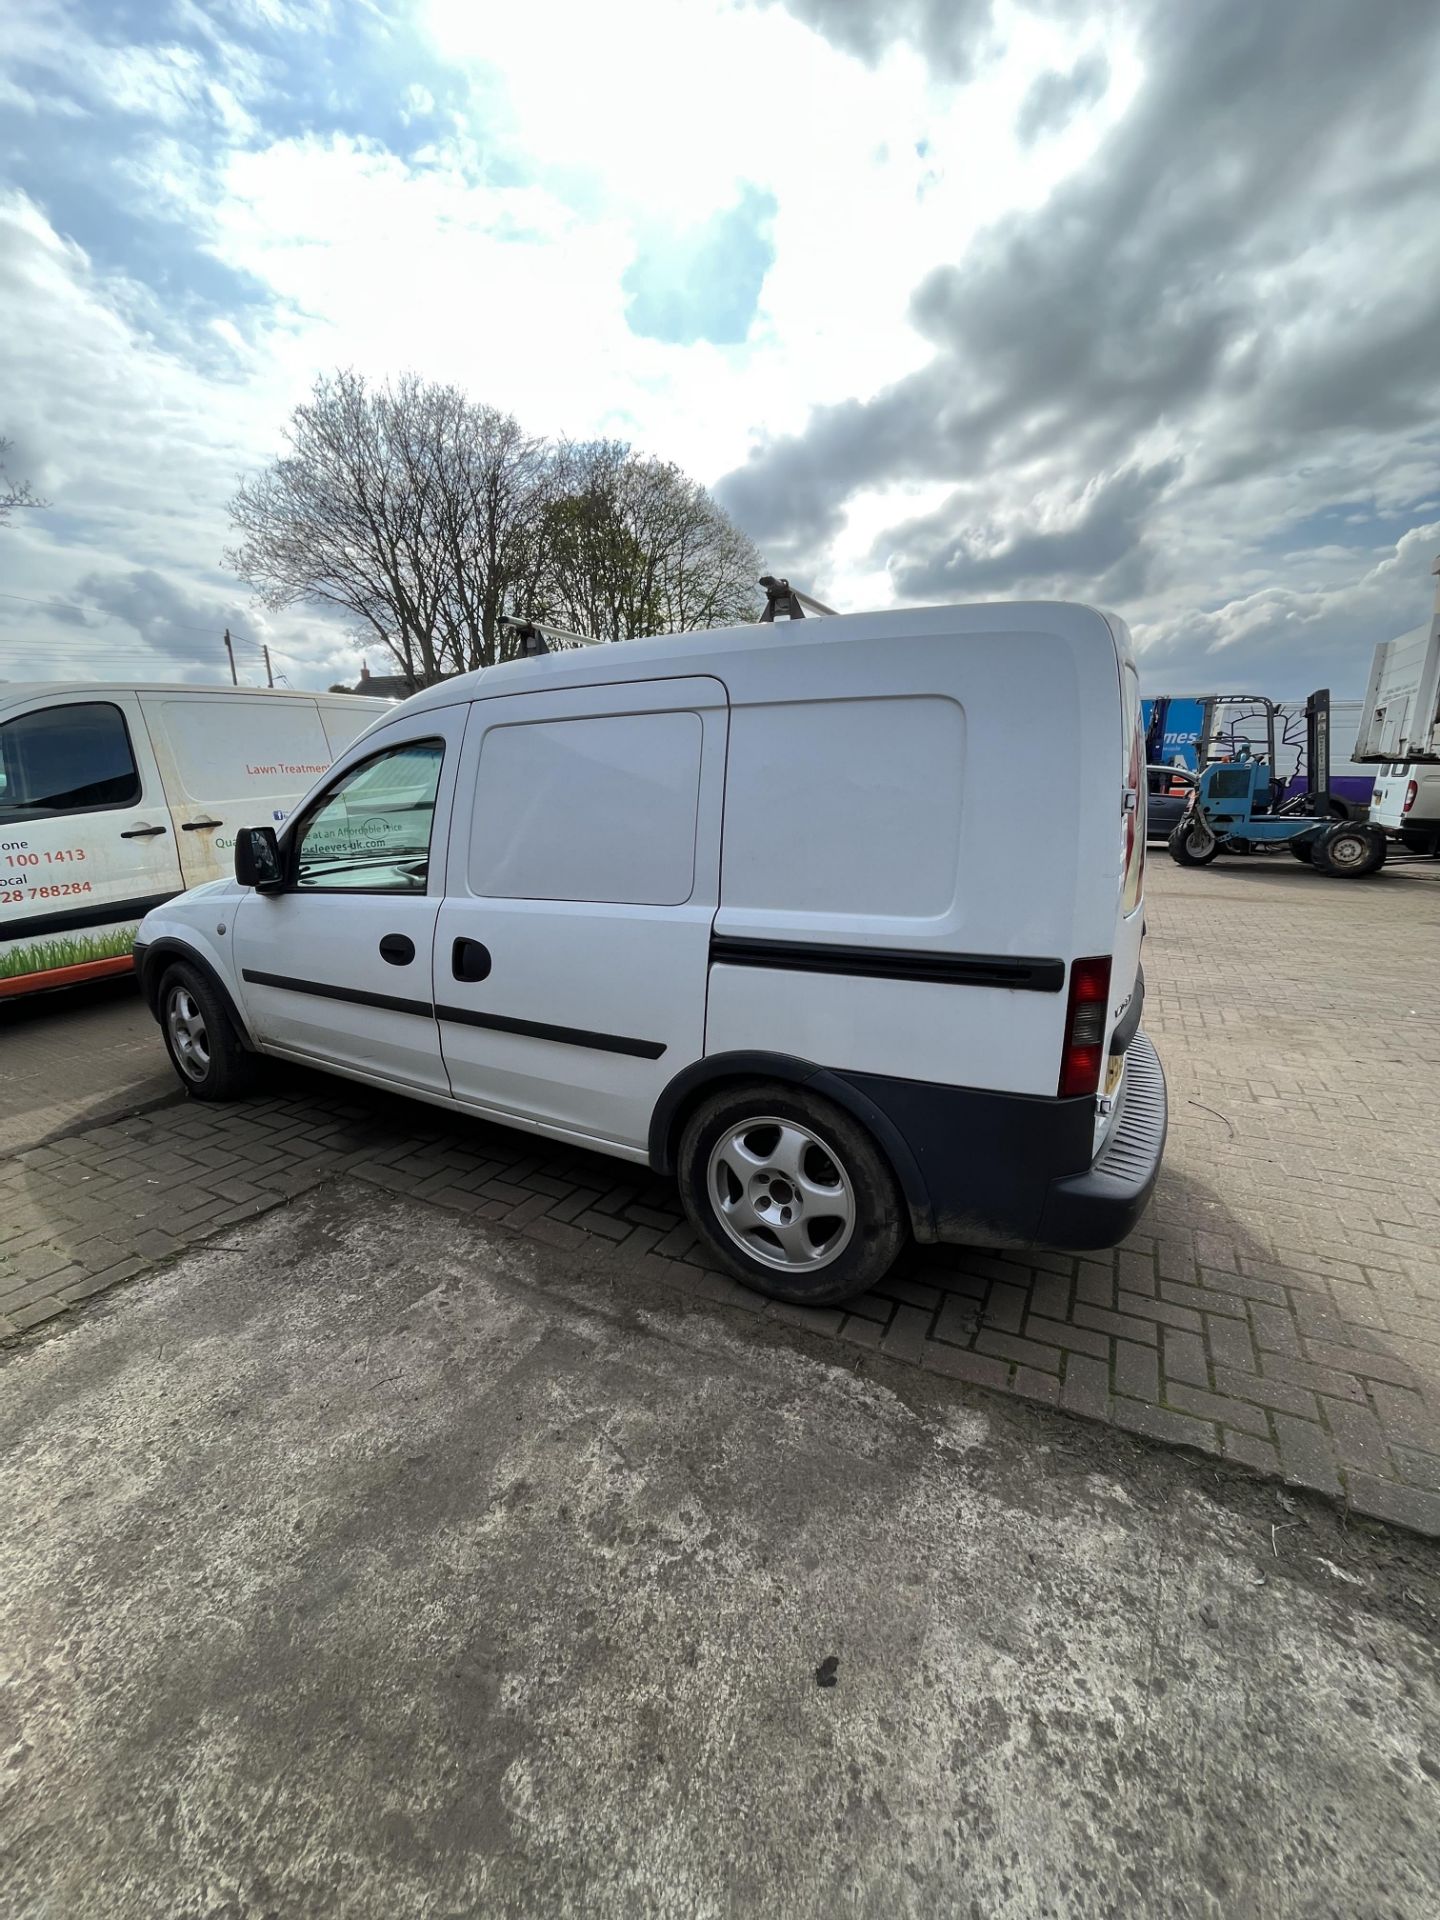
[0,924,138,981]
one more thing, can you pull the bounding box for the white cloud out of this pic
[2,0,1433,702]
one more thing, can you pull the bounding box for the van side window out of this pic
[293,740,443,892]
[0,702,143,820]
[471,711,702,906]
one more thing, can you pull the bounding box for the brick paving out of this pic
[3,852,1440,1533]
[0,976,173,1155]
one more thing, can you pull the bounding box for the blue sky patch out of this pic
[623,185,777,348]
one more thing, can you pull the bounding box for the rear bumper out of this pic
[1036,1033,1167,1249]
[843,1032,1166,1252]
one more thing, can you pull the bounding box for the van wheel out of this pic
[159,964,255,1100]
[677,1084,906,1306]
[1311,822,1386,878]
[1167,821,1219,866]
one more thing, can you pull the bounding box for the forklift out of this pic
[1167,688,1387,877]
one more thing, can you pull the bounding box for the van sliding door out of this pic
[434,677,728,1155]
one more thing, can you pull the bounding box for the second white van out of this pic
[0,683,388,998]
[133,603,1166,1305]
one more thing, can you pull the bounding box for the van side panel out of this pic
[317,696,386,762]
[140,693,337,887]
[707,621,1116,1099]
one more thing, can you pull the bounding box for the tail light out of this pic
[1059,956,1112,1097]
[1403,780,1418,815]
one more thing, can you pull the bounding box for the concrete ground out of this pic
[3,1184,1439,1920]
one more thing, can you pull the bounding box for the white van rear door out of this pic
[140,693,337,888]
[0,693,182,997]
[434,677,727,1155]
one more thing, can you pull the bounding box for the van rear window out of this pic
[0,702,142,819]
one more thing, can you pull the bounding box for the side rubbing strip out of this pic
[436,1004,666,1059]
[709,936,1065,993]
[240,969,434,1019]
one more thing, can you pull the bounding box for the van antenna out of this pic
[758,576,838,623]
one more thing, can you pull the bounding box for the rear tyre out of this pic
[677,1082,906,1306]
[1400,829,1440,856]
[1167,820,1220,866]
[159,963,256,1100]
[1288,837,1315,863]
[1311,821,1387,878]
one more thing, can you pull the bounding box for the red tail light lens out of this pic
[1060,955,1112,1097]
[1403,780,1418,815]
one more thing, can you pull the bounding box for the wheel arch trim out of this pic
[647,1049,936,1239]
[136,938,257,1050]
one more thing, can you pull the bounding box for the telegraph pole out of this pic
[262,643,274,687]
[223,628,238,685]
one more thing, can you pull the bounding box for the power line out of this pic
[0,588,235,638]
[0,590,342,666]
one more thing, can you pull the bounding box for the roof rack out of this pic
[758,575,837,622]
[498,613,604,657]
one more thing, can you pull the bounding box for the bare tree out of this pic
[227,372,439,683]
[537,441,760,640]
[433,400,550,668]
[0,437,47,527]
[226,374,762,681]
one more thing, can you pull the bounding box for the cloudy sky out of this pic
[2,0,1439,694]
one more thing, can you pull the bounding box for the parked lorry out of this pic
[1351,553,1440,853]
[0,683,388,997]
[134,597,1166,1307]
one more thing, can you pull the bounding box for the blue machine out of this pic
[1168,690,1388,878]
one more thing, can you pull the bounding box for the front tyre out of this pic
[1168,820,1220,866]
[677,1082,906,1306]
[159,963,256,1100]
[1311,821,1387,878]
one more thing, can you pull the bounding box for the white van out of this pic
[1368,764,1440,853]
[133,604,1165,1305]
[0,683,388,998]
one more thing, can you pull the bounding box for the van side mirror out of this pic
[235,825,284,892]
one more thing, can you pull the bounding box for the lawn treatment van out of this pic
[134,601,1165,1306]
[0,684,388,998]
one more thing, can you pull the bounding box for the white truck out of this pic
[134,599,1165,1306]
[1354,553,1440,852]
[0,683,388,998]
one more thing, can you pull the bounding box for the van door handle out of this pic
[181,817,223,830]
[379,934,416,966]
[452,937,492,983]
[121,824,168,838]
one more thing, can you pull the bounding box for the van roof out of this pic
[397,600,1127,715]
[0,682,390,708]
